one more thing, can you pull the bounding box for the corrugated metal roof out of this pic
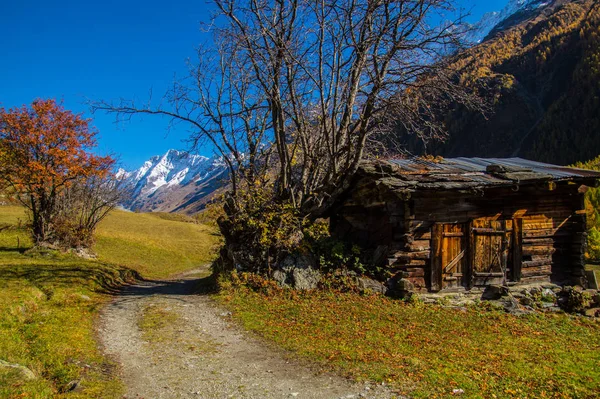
[372,157,600,190]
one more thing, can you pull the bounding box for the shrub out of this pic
[215,184,303,275]
[558,287,593,313]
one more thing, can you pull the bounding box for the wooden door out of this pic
[432,223,467,290]
[471,219,513,286]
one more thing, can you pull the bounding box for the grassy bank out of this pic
[0,206,219,398]
[95,210,220,279]
[218,284,600,399]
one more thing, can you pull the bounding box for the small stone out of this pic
[501,296,520,313]
[65,380,80,392]
[290,393,299,397]
[453,388,465,395]
[584,308,600,317]
[219,312,232,317]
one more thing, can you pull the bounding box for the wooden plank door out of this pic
[471,219,513,286]
[432,223,467,290]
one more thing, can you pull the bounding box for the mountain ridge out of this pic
[118,149,227,214]
[396,0,599,165]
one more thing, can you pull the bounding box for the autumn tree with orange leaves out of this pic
[0,99,116,246]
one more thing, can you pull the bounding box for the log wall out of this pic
[333,180,588,292]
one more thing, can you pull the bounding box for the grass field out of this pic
[0,206,219,398]
[95,210,220,279]
[218,284,600,399]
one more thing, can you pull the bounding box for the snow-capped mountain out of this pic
[118,149,227,214]
[466,0,557,44]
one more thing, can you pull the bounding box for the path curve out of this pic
[97,267,396,399]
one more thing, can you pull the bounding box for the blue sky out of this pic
[0,0,506,170]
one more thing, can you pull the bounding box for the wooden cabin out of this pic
[331,158,600,292]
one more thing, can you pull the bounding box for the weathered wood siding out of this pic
[334,179,587,292]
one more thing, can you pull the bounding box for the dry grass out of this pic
[218,284,600,399]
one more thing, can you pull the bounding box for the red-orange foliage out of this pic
[0,99,115,243]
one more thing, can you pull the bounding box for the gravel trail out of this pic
[97,267,397,399]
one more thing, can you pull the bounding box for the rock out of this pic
[584,307,600,317]
[520,296,534,307]
[499,296,520,313]
[541,288,557,300]
[0,360,36,380]
[529,286,541,296]
[64,380,81,392]
[452,388,465,395]
[541,283,560,290]
[76,294,91,301]
[272,270,290,287]
[481,285,509,300]
[292,267,321,290]
[396,278,414,292]
[74,247,97,260]
[273,253,321,290]
[356,277,387,295]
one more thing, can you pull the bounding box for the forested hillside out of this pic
[398,0,600,165]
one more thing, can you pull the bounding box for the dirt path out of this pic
[98,267,397,399]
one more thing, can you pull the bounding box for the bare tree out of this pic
[92,0,483,270]
[94,0,479,211]
[54,175,125,248]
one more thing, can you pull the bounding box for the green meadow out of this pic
[0,206,219,398]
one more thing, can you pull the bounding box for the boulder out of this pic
[273,254,320,290]
[292,268,321,290]
[272,269,290,287]
[356,277,387,295]
[0,360,36,381]
[499,296,520,313]
[481,285,509,300]
[382,277,414,298]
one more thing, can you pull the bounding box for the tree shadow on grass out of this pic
[0,259,218,301]
[0,246,29,253]
[0,263,141,294]
[114,273,218,298]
